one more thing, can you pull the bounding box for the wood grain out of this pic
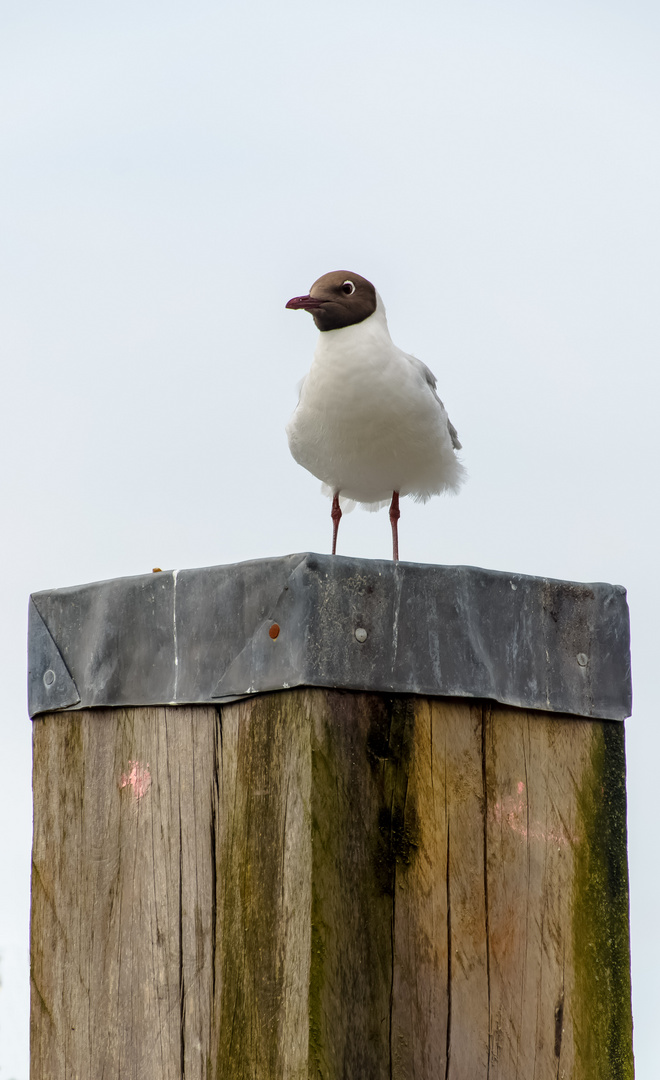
[31,692,633,1078]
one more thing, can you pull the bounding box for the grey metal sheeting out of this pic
[27,552,632,721]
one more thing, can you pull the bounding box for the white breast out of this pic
[286,295,465,507]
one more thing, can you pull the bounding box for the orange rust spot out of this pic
[152,567,162,573]
[269,623,280,640]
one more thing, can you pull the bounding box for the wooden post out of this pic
[28,555,634,1079]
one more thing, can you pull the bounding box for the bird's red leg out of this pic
[389,491,400,561]
[331,494,342,555]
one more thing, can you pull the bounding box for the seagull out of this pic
[285,270,466,561]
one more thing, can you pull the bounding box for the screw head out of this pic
[355,627,368,643]
[576,653,588,667]
[269,624,280,640]
[43,669,56,688]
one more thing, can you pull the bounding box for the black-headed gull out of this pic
[286,270,465,560]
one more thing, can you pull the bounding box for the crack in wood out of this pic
[388,773,396,1080]
[444,815,452,1080]
[556,952,566,1078]
[554,994,564,1060]
[178,801,186,1079]
[481,707,492,1079]
[210,712,220,1004]
[389,874,395,1080]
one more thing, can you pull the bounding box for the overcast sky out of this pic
[1,1,658,1075]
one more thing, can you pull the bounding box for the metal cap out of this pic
[28,553,632,721]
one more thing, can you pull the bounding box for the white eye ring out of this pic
[341,280,356,295]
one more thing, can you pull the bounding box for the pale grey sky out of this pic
[1,1,658,1074]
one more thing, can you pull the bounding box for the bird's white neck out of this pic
[313,292,392,362]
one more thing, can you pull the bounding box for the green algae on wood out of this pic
[573,721,634,1080]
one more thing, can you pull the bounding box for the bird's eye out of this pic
[341,280,356,295]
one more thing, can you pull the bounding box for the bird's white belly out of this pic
[287,344,462,505]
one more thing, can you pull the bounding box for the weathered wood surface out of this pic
[31,691,634,1079]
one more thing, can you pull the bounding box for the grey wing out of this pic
[408,355,463,450]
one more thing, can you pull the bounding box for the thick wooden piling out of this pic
[28,554,634,1078]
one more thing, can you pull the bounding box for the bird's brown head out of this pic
[286,271,377,331]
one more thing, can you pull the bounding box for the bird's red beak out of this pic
[286,294,325,311]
